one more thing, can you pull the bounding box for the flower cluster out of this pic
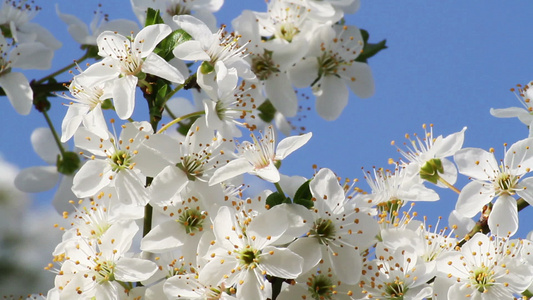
[4,0,533,299]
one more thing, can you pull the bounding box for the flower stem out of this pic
[437,176,461,194]
[34,51,91,85]
[156,110,205,134]
[274,182,285,196]
[42,110,66,156]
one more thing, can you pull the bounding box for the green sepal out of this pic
[266,191,291,209]
[355,29,387,63]
[200,61,215,74]
[293,180,314,209]
[420,158,444,184]
[257,99,276,123]
[154,29,192,61]
[57,152,81,175]
[101,99,113,110]
[145,8,164,26]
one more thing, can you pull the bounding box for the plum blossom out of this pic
[397,124,466,187]
[288,23,374,120]
[56,4,139,46]
[198,206,303,299]
[454,137,533,236]
[0,33,53,115]
[209,125,312,184]
[490,81,533,137]
[79,24,185,119]
[288,168,379,284]
[14,128,77,212]
[436,233,533,299]
[72,121,157,206]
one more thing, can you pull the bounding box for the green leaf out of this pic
[145,8,164,27]
[293,180,314,209]
[257,99,277,123]
[266,191,290,208]
[355,29,387,63]
[154,29,192,61]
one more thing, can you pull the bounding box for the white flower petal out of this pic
[315,76,348,121]
[142,52,185,83]
[455,180,493,218]
[116,257,158,282]
[454,148,498,180]
[149,165,188,204]
[31,127,62,165]
[209,158,252,185]
[260,246,303,278]
[134,24,171,57]
[264,74,298,117]
[15,166,58,192]
[141,221,184,252]
[340,61,375,99]
[113,75,138,119]
[488,195,518,236]
[275,132,312,160]
[0,72,32,115]
[72,159,112,198]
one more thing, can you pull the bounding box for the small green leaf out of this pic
[154,29,192,61]
[293,180,314,209]
[266,191,290,208]
[355,29,387,63]
[145,8,164,27]
[257,99,277,123]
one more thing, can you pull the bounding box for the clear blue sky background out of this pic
[1,1,532,238]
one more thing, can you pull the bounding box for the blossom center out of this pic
[384,281,407,300]
[495,172,518,196]
[275,22,299,42]
[110,149,133,172]
[93,259,116,284]
[177,208,205,234]
[251,50,279,81]
[471,266,494,293]
[317,52,344,79]
[307,274,335,300]
[237,247,261,269]
[309,218,336,245]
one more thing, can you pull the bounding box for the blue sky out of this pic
[1,1,532,237]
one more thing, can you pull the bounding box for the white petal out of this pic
[15,166,58,192]
[264,74,298,117]
[209,158,252,185]
[134,24,171,57]
[315,76,348,121]
[174,15,213,44]
[504,137,533,172]
[149,166,188,204]
[310,168,345,213]
[288,238,321,273]
[433,127,467,158]
[113,76,138,119]
[489,195,518,236]
[72,159,112,198]
[142,53,185,83]
[115,171,148,206]
[455,180,493,218]
[61,104,89,142]
[141,221,184,252]
[116,257,158,282]
[325,243,361,284]
[0,72,32,115]
[254,161,281,183]
[247,209,288,249]
[340,61,375,99]
[10,42,54,70]
[52,175,77,213]
[172,40,211,61]
[454,148,498,180]
[288,58,318,88]
[490,107,529,119]
[31,127,62,165]
[275,132,312,160]
[260,246,303,278]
